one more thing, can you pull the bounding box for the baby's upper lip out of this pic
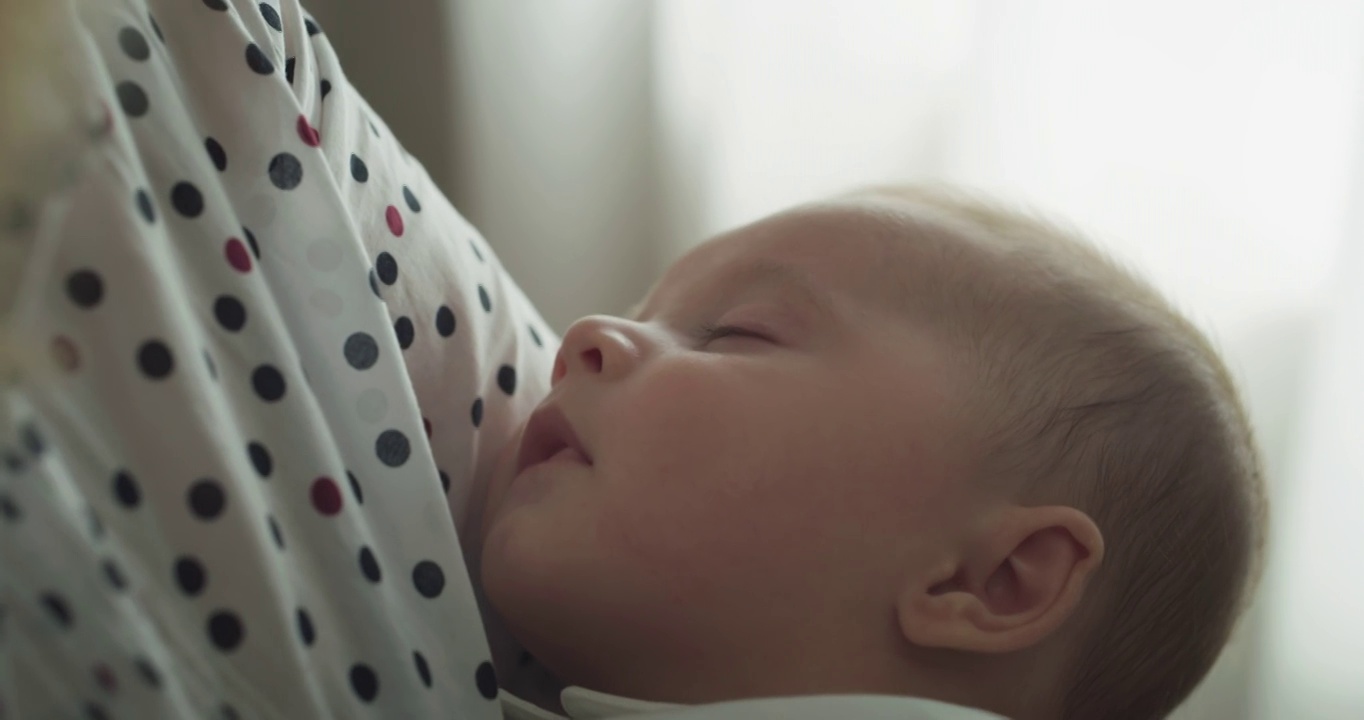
[515,403,593,474]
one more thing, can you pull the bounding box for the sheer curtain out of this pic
[316,1,1364,717]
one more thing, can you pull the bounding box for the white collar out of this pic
[499,686,1008,720]
[500,685,680,719]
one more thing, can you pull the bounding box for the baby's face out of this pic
[480,199,981,699]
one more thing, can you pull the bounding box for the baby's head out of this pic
[479,186,1268,719]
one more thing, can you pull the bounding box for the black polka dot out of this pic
[3,450,23,472]
[478,285,491,312]
[0,493,19,522]
[22,424,43,456]
[347,471,364,505]
[247,442,272,477]
[66,270,104,307]
[350,663,379,703]
[245,43,274,74]
[113,470,140,508]
[470,398,483,428]
[412,561,445,598]
[475,661,498,699]
[243,226,260,258]
[343,332,379,370]
[268,515,284,549]
[86,703,109,720]
[138,340,174,379]
[305,18,321,35]
[268,153,303,189]
[259,3,282,31]
[296,607,315,646]
[403,186,421,212]
[208,610,244,652]
[320,79,332,99]
[359,546,381,583]
[220,703,240,720]
[350,154,368,182]
[102,559,126,591]
[252,364,286,402]
[129,190,152,225]
[214,295,247,331]
[439,469,450,494]
[174,556,206,596]
[529,325,543,347]
[134,657,161,688]
[285,56,295,85]
[206,137,227,171]
[188,479,226,519]
[205,350,218,381]
[149,14,165,43]
[203,0,228,10]
[375,252,398,285]
[170,181,204,218]
[119,27,150,61]
[41,593,72,628]
[116,81,149,117]
[469,239,485,262]
[413,651,432,688]
[394,317,414,350]
[375,430,410,467]
[497,365,517,396]
[435,306,456,337]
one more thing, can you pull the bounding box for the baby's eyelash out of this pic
[696,323,765,343]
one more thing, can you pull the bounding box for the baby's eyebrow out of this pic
[720,260,836,319]
[625,259,835,322]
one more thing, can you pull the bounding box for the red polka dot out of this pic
[225,238,253,273]
[385,205,404,236]
[93,663,117,693]
[423,417,432,438]
[52,336,80,372]
[296,115,320,147]
[310,476,342,516]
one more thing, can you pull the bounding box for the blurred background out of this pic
[308,1,1364,717]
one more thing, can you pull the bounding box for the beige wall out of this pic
[309,0,659,334]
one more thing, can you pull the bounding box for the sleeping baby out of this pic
[473,186,1268,720]
[0,0,1264,716]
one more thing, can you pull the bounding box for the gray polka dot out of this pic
[344,332,379,370]
[357,388,388,423]
[306,240,342,271]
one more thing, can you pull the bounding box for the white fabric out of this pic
[500,686,1004,720]
[0,0,554,716]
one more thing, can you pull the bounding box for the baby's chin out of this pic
[463,422,527,551]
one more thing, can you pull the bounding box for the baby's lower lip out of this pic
[542,446,589,467]
[513,445,590,480]
[503,448,589,507]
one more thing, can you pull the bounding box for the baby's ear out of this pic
[896,506,1104,654]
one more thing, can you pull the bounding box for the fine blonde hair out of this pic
[864,184,1269,720]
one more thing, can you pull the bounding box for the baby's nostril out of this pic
[582,347,603,373]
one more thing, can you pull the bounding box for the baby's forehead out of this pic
[646,199,981,317]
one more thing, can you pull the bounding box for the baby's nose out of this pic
[552,315,641,385]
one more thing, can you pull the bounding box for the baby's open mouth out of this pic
[515,404,593,474]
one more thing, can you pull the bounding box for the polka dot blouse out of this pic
[0,0,557,717]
